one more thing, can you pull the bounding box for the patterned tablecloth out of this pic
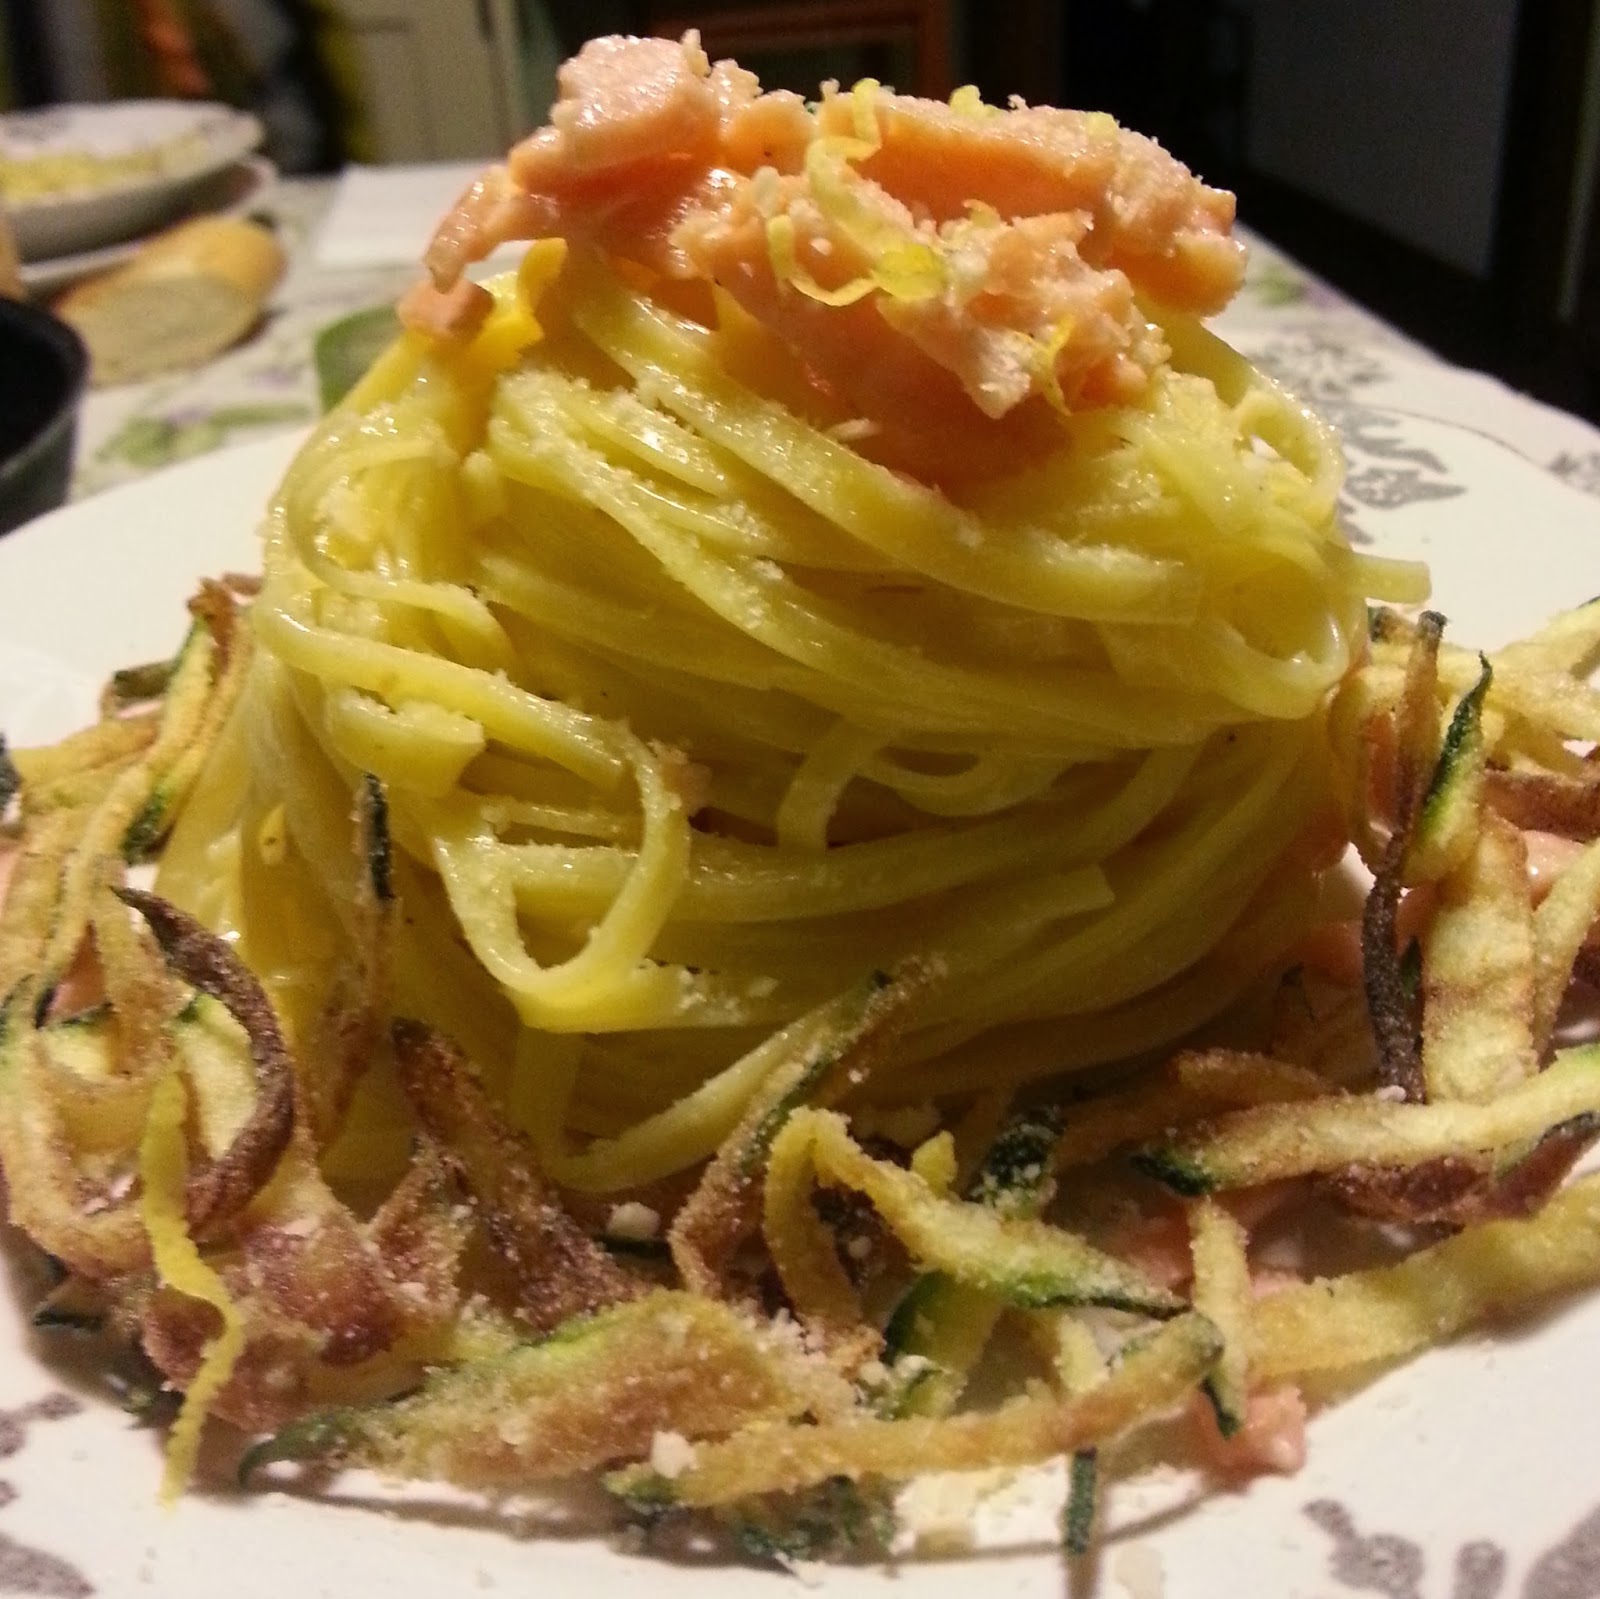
[67,174,1600,515]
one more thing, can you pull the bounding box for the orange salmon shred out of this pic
[403,32,1245,445]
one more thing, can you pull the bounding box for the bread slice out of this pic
[0,206,21,299]
[53,216,286,386]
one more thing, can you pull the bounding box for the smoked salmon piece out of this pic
[403,32,1246,434]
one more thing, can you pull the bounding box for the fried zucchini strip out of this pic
[9,714,157,817]
[1404,655,1491,885]
[1050,1315,1108,1555]
[117,888,296,1232]
[1486,768,1600,840]
[1531,837,1600,1051]
[298,775,397,1145]
[0,988,152,1274]
[882,1104,1064,1417]
[0,595,248,995]
[1360,610,1442,1100]
[0,734,19,816]
[670,962,932,1296]
[242,1291,848,1489]
[777,1108,1184,1320]
[1048,1050,1331,1176]
[391,1019,643,1331]
[1253,1172,1600,1379]
[140,1066,246,1499]
[1187,1197,1252,1435]
[1136,1042,1600,1193]
[1420,810,1536,1102]
[609,1312,1221,1508]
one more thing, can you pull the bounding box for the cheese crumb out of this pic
[606,1202,661,1242]
[648,1430,698,1479]
[1112,1543,1165,1599]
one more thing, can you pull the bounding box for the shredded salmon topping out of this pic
[403,32,1245,427]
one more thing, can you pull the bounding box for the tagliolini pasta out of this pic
[37,36,1593,1551]
[150,236,1420,1201]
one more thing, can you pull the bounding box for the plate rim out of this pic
[1,99,262,216]
[3,418,1600,1596]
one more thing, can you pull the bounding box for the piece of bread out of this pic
[0,205,21,300]
[52,216,286,386]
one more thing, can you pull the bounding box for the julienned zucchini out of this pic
[606,1312,1224,1510]
[798,1110,1183,1318]
[0,990,249,1122]
[358,773,394,904]
[883,1104,1064,1414]
[1421,809,1537,1103]
[1135,1041,1600,1194]
[739,970,897,1178]
[240,1290,835,1489]
[1405,655,1492,884]
[1187,1199,1251,1437]
[119,620,216,862]
[966,1104,1064,1217]
[0,735,19,815]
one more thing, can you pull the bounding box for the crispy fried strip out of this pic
[1048,1050,1330,1175]
[1136,1041,1600,1193]
[100,658,178,719]
[0,735,20,817]
[1405,655,1492,885]
[299,776,397,1145]
[12,732,159,822]
[391,1018,642,1331]
[0,812,89,999]
[1326,1117,1597,1226]
[1356,611,1446,1101]
[8,715,157,801]
[1496,596,1600,676]
[762,1111,862,1342]
[0,601,243,996]
[92,877,184,1083]
[1027,1313,1106,1554]
[363,1137,473,1325]
[140,1066,246,1498]
[1254,1171,1600,1379]
[115,888,295,1232]
[1486,767,1600,840]
[608,1313,1222,1508]
[0,987,151,1275]
[1420,810,1536,1101]
[670,962,934,1297]
[886,1104,1067,1418]
[780,1109,1184,1317]
[1188,1197,1251,1435]
[1362,610,1443,1101]
[1532,837,1600,1051]
[241,1291,845,1489]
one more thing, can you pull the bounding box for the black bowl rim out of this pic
[0,297,89,489]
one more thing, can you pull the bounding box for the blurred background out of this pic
[2,0,1597,419]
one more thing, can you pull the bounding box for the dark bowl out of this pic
[0,298,88,537]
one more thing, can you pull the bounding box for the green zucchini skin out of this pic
[0,736,19,816]
[1062,1448,1099,1555]
[1406,654,1492,882]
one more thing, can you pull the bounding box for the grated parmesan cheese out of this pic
[648,1430,698,1479]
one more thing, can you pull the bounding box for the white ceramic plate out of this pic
[18,155,278,299]
[1,426,1600,1597]
[3,100,262,262]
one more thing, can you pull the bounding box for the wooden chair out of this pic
[638,0,956,100]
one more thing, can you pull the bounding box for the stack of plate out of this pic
[1,99,274,296]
